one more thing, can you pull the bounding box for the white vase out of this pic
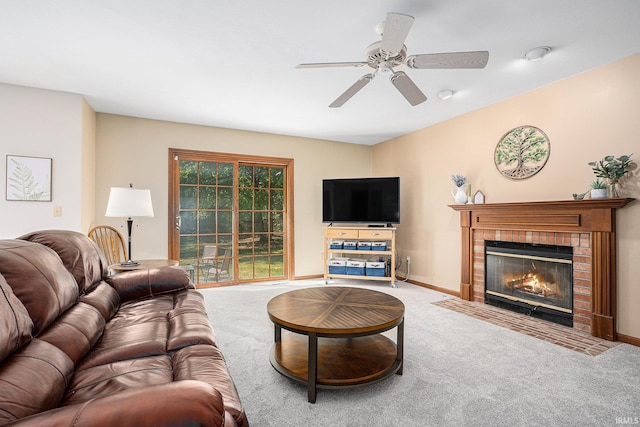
[591,188,608,199]
[452,185,468,204]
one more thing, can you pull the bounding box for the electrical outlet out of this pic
[53,206,62,217]
[406,256,411,265]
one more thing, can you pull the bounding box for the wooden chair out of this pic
[207,248,232,282]
[88,225,127,266]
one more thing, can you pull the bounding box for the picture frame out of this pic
[473,190,485,204]
[6,155,52,201]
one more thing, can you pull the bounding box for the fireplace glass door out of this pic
[485,241,573,319]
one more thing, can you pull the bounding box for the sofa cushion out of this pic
[106,266,192,302]
[167,290,217,351]
[19,229,107,294]
[173,344,248,427]
[0,240,79,335]
[0,339,74,424]
[79,280,121,321]
[76,296,174,371]
[37,302,105,365]
[0,273,33,364]
[65,354,173,405]
[14,381,227,427]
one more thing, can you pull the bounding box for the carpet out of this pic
[199,279,640,426]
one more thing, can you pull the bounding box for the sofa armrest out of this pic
[9,381,226,427]
[106,266,193,302]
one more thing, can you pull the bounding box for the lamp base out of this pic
[118,260,140,267]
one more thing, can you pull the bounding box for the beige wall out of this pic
[0,83,89,238]
[94,114,372,277]
[372,53,640,339]
[81,98,97,233]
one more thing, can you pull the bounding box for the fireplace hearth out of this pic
[484,240,573,326]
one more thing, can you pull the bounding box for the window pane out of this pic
[218,211,233,233]
[180,186,197,209]
[199,186,216,209]
[270,255,284,276]
[270,168,284,188]
[199,211,216,235]
[270,212,283,233]
[255,167,269,188]
[270,234,284,253]
[254,190,268,210]
[239,189,253,210]
[239,165,253,187]
[180,161,197,184]
[199,162,217,185]
[239,257,253,280]
[239,234,253,256]
[270,189,283,211]
[218,163,234,186]
[180,211,197,235]
[180,236,197,258]
[255,234,269,255]
[239,212,252,233]
[254,256,269,278]
[254,212,268,232]
[218,187,233,209]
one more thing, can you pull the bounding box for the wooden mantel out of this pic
[449,198,634,340]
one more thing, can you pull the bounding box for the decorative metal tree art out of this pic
[494,126,550,180]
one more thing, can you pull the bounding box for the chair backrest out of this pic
[202,245,217,260]
[88,225,127,266]
[220,249,232,272]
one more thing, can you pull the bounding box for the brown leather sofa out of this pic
[0,230,248,427]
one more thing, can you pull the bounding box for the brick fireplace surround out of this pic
[450,198,633,341]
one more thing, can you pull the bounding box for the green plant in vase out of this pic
[590,178,608,199]
[587,154,634,198]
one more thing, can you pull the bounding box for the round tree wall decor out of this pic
[494,125,550,180]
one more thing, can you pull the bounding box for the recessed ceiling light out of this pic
[525,46,552,61]
[438,90,454,100]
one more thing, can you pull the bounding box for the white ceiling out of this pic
[1,1,639,145]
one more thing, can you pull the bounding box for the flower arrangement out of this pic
[451,174,467,188]
[587,154,634,197]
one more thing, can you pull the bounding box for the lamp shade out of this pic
[105,187,154,218]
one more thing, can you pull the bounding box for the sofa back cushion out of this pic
[0,273,33,363]
[19,229,107,294]
[0,240,79,336]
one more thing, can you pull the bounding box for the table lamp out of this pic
[105,184,154,266]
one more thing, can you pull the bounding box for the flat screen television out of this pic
[322,177,400,225]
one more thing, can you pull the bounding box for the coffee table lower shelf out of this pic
[270,333,402,396]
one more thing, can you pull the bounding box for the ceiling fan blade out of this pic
[329,74,374,108]
[380,12,414,57]
[296,62,367,69]
[406,51,489,69]
[390,71,427,106]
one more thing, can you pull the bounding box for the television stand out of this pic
[324,226,396,288]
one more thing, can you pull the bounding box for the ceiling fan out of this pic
[296,12,489,108]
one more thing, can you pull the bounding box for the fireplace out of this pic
[449,198,633,341]
[484,240,573,326]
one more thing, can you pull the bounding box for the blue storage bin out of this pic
[328,258,347,275]
[343,241,357,250]
[329,240,344,250]
[357,241,372,250]
[366,261,386,277]
[346,259,365,275]
[371,242,387,251]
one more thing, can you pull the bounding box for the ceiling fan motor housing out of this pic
[366,41,407,71]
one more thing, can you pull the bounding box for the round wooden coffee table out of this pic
[267,286,404,403]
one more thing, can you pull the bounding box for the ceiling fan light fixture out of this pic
[438,90,454,100]
[525,46,551,61]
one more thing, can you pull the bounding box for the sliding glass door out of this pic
[168,149,293,287]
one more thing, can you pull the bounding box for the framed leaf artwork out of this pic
[494,126,550,180]
[6,155,52,201]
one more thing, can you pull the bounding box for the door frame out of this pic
[168,148,295,284]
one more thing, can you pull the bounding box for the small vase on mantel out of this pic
[452,185,468,204]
